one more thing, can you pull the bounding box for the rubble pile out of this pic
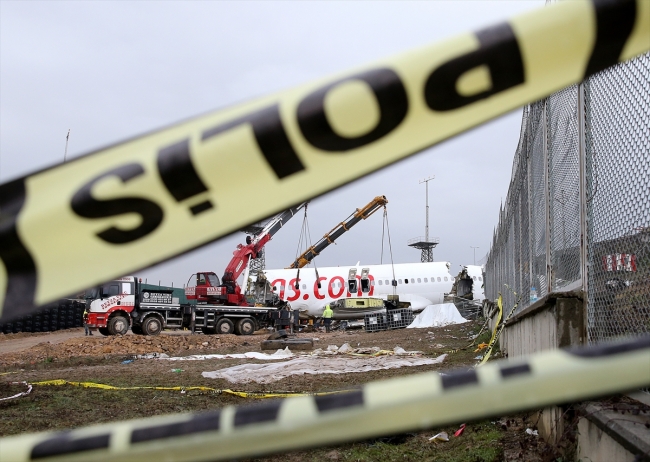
[0,334,246,366]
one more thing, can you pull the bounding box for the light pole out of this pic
[470,246,479,265]
[64,129,70,163]
[420,175,435,243]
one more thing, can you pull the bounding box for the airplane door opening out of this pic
[348,268,358,293]
[360,268,370,293]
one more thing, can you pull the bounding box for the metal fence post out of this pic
[527,107,535,305]
[577,83,590,343]
[543,99,553,294]
[578,84,588,292]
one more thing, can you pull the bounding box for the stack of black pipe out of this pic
[0,300,85,334]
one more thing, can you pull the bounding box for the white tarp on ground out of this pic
[202,354,447,384]
[407,303,468,328]
[138,349,294,361]
[138,345,424,361]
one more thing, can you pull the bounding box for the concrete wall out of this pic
[492,291,586,445]
[491,291,650,460]
[577,418,636,462]
[576,402,650,462]
[500,291,585,358]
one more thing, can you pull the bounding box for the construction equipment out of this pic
[186,203,307,306]
[85,276,279,336]
[86,205,307,336]
[287,196,388,269]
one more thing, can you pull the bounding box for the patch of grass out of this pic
[246,421,504,462]
[475,330,493,346]
[0,384,232,436]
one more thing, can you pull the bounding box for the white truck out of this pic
[85,276,278,336]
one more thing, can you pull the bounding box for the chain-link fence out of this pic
[585,55,650,342]
[485,52,649,344]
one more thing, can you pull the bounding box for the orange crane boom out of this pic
[287,196,388,269]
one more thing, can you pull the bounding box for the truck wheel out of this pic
[142,317,162,336]
[235,318,256,335]
[215,318,234,335]
[131,325,143,335]
[108,315,129,336]
[98,327,110,336]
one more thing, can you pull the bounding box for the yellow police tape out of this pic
[479,288,520,366]
[478,294,503,353]
[31,379,348,399]
[1,336,648,462]
[1,0,648,320]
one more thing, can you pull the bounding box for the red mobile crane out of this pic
[185,203,306,306]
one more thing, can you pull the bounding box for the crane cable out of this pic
[380,207,397,298]
[292,204,320,289]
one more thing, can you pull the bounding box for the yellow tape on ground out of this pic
[1,0,648,320]
[1,336,648,462]
[31,380,347,399]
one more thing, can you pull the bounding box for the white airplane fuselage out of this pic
[263,261,454,319]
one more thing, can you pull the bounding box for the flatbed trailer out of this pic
[192,305,274,335]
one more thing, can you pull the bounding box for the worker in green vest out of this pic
[322,304,334,333]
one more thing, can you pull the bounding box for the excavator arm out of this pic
[287,196,388,269]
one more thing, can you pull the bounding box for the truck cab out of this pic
[185,271,242,304]
[85,277,137,335]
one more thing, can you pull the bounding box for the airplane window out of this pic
[378,280,383,285]
[302,284,306,290]
[404,279,409,284]
[385,280,389,285]
[444,277,448,281]
[410,278,414,283]
[398,279,403,284]
[479,276,483,281]
[437,277,441,282]
[417,278,421,283]
[424,278,428,283]
[473,276,477,281]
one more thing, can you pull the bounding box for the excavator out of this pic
[287,195,388,269]
[185,203,306,306]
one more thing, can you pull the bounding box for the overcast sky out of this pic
[0,1,541,288]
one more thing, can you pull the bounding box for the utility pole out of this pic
[470,246,479,265]
[64,129,71,163]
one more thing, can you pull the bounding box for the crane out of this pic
[287,196,388,269]
[187,202,307,306]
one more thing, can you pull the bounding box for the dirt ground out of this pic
[0,321,561,461]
